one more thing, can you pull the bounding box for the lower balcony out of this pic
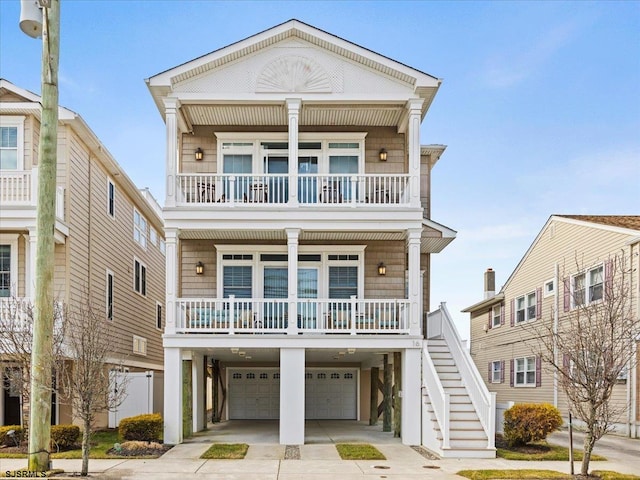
[175,297,410,335]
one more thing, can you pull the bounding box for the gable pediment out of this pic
[172,37,414,97]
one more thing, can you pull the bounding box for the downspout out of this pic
[553,262,559,408]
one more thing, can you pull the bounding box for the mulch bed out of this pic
[495,434,553,454]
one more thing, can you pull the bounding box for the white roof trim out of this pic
[552,215,640,236]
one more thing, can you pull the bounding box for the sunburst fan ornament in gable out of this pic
[256,55,332,93]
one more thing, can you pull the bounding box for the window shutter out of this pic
[536,356,542,387]
[488,362,492,382]
[500,304,505,325]
[509,359,514,387]
[500,360,505,383]
[563,354,571,375]
[510,299,515,327]
[563,278,570,312]
[604,259,613,302]
[536,287,542,319]
[487,310,492,330]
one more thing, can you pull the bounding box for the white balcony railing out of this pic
[0,169,65,222]
[0,298,64,335]
[176,173,410,206]
[0,169,35,205]
[175,297,410,334]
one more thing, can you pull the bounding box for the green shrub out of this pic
[503,403,563,447]
[119,413,163,442]
[0,425,23,446]
[51,424,80,450]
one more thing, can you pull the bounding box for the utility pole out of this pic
[22,0,60,472]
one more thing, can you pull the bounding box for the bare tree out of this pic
[530,253,639,476]
[62,299,126,476]
[0,297,65,430]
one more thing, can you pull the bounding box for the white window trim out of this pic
[515,291,536,323]
[156,301,163,331]
[107,178,115,218]
[0,234,20,296]
[150,227,158,247]
[491,360,502,383]
[159,239,166,256]
[571,263,604,308]
[106,269,114,321]
[491,304,501,328]
[133,257,147,297]
[0,116,25,170]
[514,356,536,387]
[133,208,148,250]
[215,244,366,299]
[215,132,367,176]
[544,279,555,298]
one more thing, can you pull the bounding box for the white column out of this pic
[406,99,424,208]
[407,228,422,336]
[164,98,179,208]
[192,353,205,433]
[401,348,421,445]
[280,348,305,444]
[27,229,37,300]
[165,229,179,334]
[163,347,183,444]
[287,228,300,334]
[286,98,301,206]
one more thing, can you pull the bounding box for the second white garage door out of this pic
[305,369,357,420]
[228,368,358,420]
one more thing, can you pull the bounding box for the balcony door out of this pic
[298,156,319,203]
[223,154,252,201]
[264,155,288,203]
[263,266,318,329]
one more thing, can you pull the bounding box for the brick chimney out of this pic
[484,268,495,299]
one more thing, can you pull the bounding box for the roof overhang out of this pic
[462,293,505,313]
[146,20,441,128]
[421,218,456,253]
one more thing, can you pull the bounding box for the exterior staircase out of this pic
[421,304,496,458]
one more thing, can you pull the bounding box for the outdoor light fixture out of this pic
[231,347,239,354]
[347,348,356,354]
[195,147,204,161]
[379,148,388,161]
[378,262,386,276]
[196,261,204,275]
[238,351,246,356]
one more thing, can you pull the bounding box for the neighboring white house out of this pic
[147,19,495,457]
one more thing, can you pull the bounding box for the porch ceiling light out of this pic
[245,356,252,360]
[238,351,246,356]
[195,147,204,161]
[377,262,386,276]
[379,148,388,161]
[347,348,356,354]
[231,348,239,354]
[196,261,204,275]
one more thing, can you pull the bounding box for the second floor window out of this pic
[515,292,536,323]
[106,270,114,320]
[0,126,18,169]
[107,179,115,218]
[133,209,147,248]
[573,265,603,307]
[0,245,11,297]
[491,304,502,328]
[134,259,146,296]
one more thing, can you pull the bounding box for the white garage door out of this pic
[228,368,357,420]
[228,369,280,419]
[305,369,357,420]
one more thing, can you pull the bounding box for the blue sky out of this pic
[1,1,639,340]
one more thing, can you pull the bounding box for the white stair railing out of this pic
[422,345,450,451]
[429,303,496,449]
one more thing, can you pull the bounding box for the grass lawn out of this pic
[495,435,606,461]
[458,470,640,480]
[0,429,167,460]
[335,443,385,460]
[200,443,249,459]
[457,470,572,479]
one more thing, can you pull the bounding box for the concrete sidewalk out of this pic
[1,431,638,479]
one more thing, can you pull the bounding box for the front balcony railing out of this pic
[0,168,65,221]
[176,173,410,206]
[175,297,410,334]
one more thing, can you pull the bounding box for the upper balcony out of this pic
[176,173,410,207]
[0,167,68,239]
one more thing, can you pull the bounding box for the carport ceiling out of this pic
[202,347,396,365]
